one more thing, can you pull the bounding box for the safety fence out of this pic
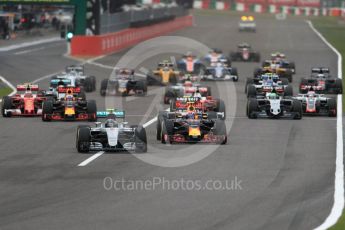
[193,0,344,17]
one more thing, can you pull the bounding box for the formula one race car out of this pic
[50,65,96,92]
[246,73,292,97]
[230,43,260,62]
[270,52,296,73]
[293,91,337,117]
[163,78,211,104]
[42,87,97,121]
[255,61,293,82]
[100,68,147,96]
[76,110,147,153]
[299,67,342,94]
[204,49,231,67]
[169,96,226,119]
[177,52,205,75]
[2,84,46,117]
[157,109,227,144]
[147,60,180,85]
[238,16,256,32]
[202,62,238,81]
[247,90,302,119]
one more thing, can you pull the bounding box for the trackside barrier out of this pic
[71,15,193,56]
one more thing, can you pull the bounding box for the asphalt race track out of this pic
[0,12,338,230]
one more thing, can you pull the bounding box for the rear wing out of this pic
[97,110,125,119]
[311,67,330,74]
[66,65,84,73]
[57,87,81,94]
[50,78,71,86]
[17,84,39,92]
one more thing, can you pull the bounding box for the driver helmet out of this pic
[268,92,279,100]
[105,119,117,128]
[307,91,316,97]
[193,90,202,98]
[184,81,193,87]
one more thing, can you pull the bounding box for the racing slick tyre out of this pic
[253,68,261,77]
[169,75,177,84]
[231,68,238,82]
[247,98,259,119]
[328,98,337,117]
[284,85,293,97]
[42,100,54,121]
[204,86,212,97]
[247,85,257,98]
[213,120,227,145]
[283,70,293,82]
[215,99,226,120]
[76,126,91,153]
[289,62,296,74]
[281,78,289,86]
[100,79,108,96]
[135,126,147,153]
[292,100,303,120]
[164,90,176,104]
[87,100,97,122]
[78,87,86,100]
[136,81,148,96]
[84,77,94,92]
[90,76,96,91]
[1,96,12,117]
[170,99,176,112]
[245,78,254,93]
[161,120,174,144]
[335,79,343,94]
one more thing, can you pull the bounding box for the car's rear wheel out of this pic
[42,100,53,121]
[328,98,337,117]
[135,126,147,153]
[292,100,303,120]
[100,79,108,96]
[335,79,343,94]
[213,120,227,144]
[87,100,97,121]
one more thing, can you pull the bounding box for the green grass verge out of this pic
[0,87,13,98]
[311,16,345,230]
[311,17,345,110]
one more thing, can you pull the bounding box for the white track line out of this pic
[307,20,344,230]
[0,37,62,52]
[0,75,17,102]
[78,151,104,167]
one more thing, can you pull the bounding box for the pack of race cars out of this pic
[1,37,342,153]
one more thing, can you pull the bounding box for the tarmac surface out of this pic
[0,12,338,230]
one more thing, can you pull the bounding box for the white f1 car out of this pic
[76,110,147,153]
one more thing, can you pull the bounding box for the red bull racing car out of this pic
[42,87,97,121]
[156,108,227,144]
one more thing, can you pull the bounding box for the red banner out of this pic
[267,0,296,6]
